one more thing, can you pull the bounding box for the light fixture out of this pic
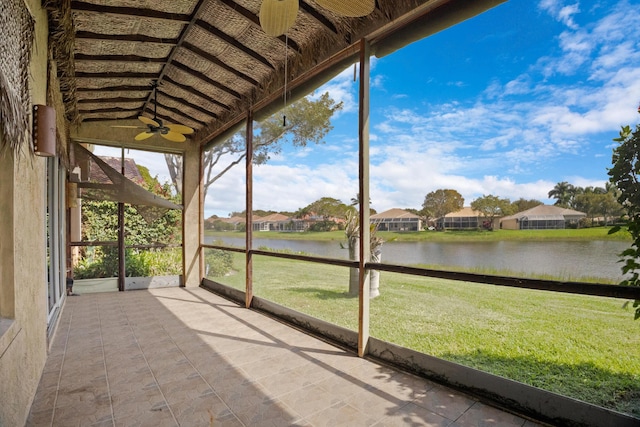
[259,0,375,37]
[259,0,299,37]
[315,0,375,17]
[33,104,56,157]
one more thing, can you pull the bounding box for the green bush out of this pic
[205,242,234,277]
[74,247,181,279]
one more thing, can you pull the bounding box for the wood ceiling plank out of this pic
[71,1,192,21]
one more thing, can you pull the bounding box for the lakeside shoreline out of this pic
[206,226,632,243]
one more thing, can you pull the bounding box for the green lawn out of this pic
[206,226,631,243]
[205,250,640,417]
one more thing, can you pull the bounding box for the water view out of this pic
[206,235,628,282]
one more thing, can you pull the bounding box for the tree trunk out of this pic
[370,247,381,298]
[348,236,359,296]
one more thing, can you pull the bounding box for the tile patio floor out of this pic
[27,287,547,426]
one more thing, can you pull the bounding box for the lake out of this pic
[205,235,629,281]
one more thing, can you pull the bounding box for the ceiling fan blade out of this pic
[260,0,298,36]
[162,131,186,142]
[315,0,374,17]
[134,131,155,141]
[138,116,160,127]
[166,124,194,135]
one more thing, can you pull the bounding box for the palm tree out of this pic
[548,181,574,207]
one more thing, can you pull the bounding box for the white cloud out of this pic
[538,0,580,29]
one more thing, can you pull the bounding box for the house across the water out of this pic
[370,208,422,231]
[500,205,586,230]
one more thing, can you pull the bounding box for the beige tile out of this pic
[25,408,54,426]
[159,376,213,405]
[278,384,344,418]
[239,351,309,380]
[217,379,274,413]
[305,401,379,426]
[114,408,177,427]
[111,386,166,419]
[413,386,477,420]
[343,388,409,422]
[452,402,526,427]
[374,402,452,427]
[233,397,303,426]
[257,362,333,397]
[27,288,547,427]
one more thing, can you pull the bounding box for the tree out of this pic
[608,121,640,320]
[297,197,349,219]
[470,195,512,230]
[548,181,575,208]
[343,208,384,297]
[510,198,543,213]
[165,92,343,197]
[422,189,464,220]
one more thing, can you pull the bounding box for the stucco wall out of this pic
[0,1,50,425]
[183,142,202,286]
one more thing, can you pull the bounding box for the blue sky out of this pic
[96,0,640,218]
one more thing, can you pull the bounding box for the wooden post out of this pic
[245,113,254,308]
[198,144,204,286]
[358,39,371,357]
[118,147,125,291]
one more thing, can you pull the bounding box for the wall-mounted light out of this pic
[33,104,56,157]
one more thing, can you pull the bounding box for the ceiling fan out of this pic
[259,0,375,36]
[114,82,194,142]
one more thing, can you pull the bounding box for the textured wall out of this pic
[0,1,50,425]
[183,142,202,287]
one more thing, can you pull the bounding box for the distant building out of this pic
[370,208,422,231]
[253,213,291,231]
[436,207,485,230]
[500,205,586,230]
[95,156,145,186]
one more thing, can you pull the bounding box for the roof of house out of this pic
[370,208,420,220]
[218,216,245,224]
[254,213,290,222]
[442,207,482,218]
[91,156,144,185]
[501,205,586,221]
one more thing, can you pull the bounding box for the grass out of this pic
[204,250,640,417]
[206,226,632,243]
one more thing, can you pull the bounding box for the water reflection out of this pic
[205,235,628,281]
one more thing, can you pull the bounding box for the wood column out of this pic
[245,113,254,308]
[358,39,371,357]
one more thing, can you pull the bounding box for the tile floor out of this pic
[27,287,547,426]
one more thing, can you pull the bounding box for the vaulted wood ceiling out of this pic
[44,0,502,149]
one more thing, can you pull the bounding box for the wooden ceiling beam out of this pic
[299,1,339,34]
[181,42,259,86]
[159,91,220,120]
[141,0,208,115]
[195,19,275,70]
[71,1,192,21]
[81,115,138,123]
[142,107,208,128]
[78,106,140,114]
[172,61,242,100]
[77,96,147,104]
[75,31,179,44]
[214,0,301,52]
[77,85,152,92]
[74,54,167,63]
[163,76,233,112]
[75,72,159,79]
